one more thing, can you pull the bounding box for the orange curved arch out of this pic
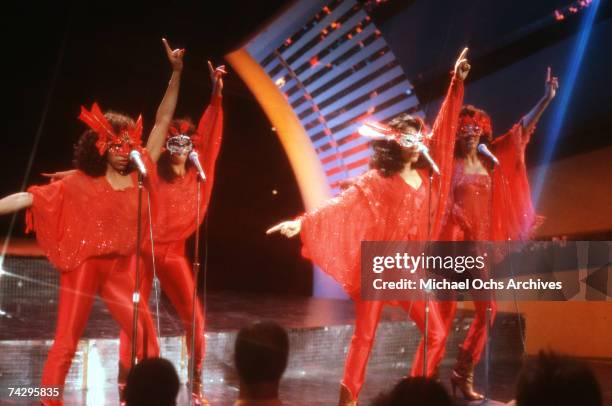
[225,49,331,211]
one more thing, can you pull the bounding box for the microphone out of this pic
[189,151,207,181]
[417,143,440,175]
[129,150,147,177]
[477,144,499,166]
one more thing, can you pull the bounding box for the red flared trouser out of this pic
[119,242,206,380]
[438,299,497,363]
[40,256,159,404]
[342,298,447,400]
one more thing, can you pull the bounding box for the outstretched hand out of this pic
[454,47,470,81]
[266,219,301,238]
[162,38,184,72]
[208,60,227,95]
[41,170,76,183]
[544,66,559,100]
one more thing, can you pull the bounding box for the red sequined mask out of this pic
[458,113,492,138]
[78,103,143,156]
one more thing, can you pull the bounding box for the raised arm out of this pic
[428,48,469,237]
[492,68,559,157]
[430,47,469,162]
[146,38,184,162]
[0,192,33,215]
[521,67,559,134]
[195,61,226,178]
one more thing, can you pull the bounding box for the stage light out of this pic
[275,77,286,88]
[85,342,106,404]
[532,0,601,204]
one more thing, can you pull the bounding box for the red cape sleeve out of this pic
[195,94,223,214]
[491,121,538,240]
[26,179,65,239]
[429,76,464,239]
[26,175,87,271]
[300,180,376,297]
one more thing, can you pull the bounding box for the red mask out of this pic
[78,103,143,156]
[458,112,492,138]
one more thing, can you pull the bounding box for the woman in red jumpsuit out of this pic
[0,99,180,404]
[267,49,470,405]
[0,38,184,406]
[116,55,225,404]
[438,67,559,400]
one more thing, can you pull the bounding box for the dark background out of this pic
[3,0,611,296]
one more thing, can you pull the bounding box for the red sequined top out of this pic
[441,121,537,242]
[300,77,464,298]
[152,95,223,247]
[26,151,158,273]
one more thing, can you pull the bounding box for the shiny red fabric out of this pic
[299,76,464,399]
[26,151,158,273]
[40,256,159,403]
[442,121,537,242]
[491,121,538,241]
[120,97,223,379]
[439,120,537,363]
[119,242,206,379]
[152,95,223,245]
[300,76,463,298]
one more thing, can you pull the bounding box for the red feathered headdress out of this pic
[78,103,143,155]
[458,110,492,138]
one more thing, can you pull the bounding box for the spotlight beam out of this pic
[532,0,601,205]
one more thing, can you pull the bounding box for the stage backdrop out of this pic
[226,0,426,298]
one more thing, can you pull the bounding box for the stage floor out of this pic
[1,256,611,405]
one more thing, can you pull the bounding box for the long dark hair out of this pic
[157,118,195,182]
[73,111,135,177]
[369,113,427,177]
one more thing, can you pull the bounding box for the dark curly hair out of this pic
[157,118,195,183]
[455,105,493,158]
[73,111,136,177]
[369,113,427,177]
[459,105,493,140]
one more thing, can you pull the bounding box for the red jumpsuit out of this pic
[299,76,464,399]
[439,121,537,363]
[118,95,223,378]
[26,151,160,404]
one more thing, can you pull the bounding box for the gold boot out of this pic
[118,363,129,406]
[450,347,484,400]
[339,382,357,406]
[191,380,210,405]
[190,367,210,406]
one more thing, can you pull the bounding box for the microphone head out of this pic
[128,149,147,176]
[416,142,428,153]
[188,150,199,160]
[477,143,499,165]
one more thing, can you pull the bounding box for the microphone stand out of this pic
[483,161,495,402]
[423,168,434,376]
[189,173,203,403]
[131,172,144,368]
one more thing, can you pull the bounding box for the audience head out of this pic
[124,357,179,406]
[371,377,452,406]
[516,351,602,406]
[234,320,289,386]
